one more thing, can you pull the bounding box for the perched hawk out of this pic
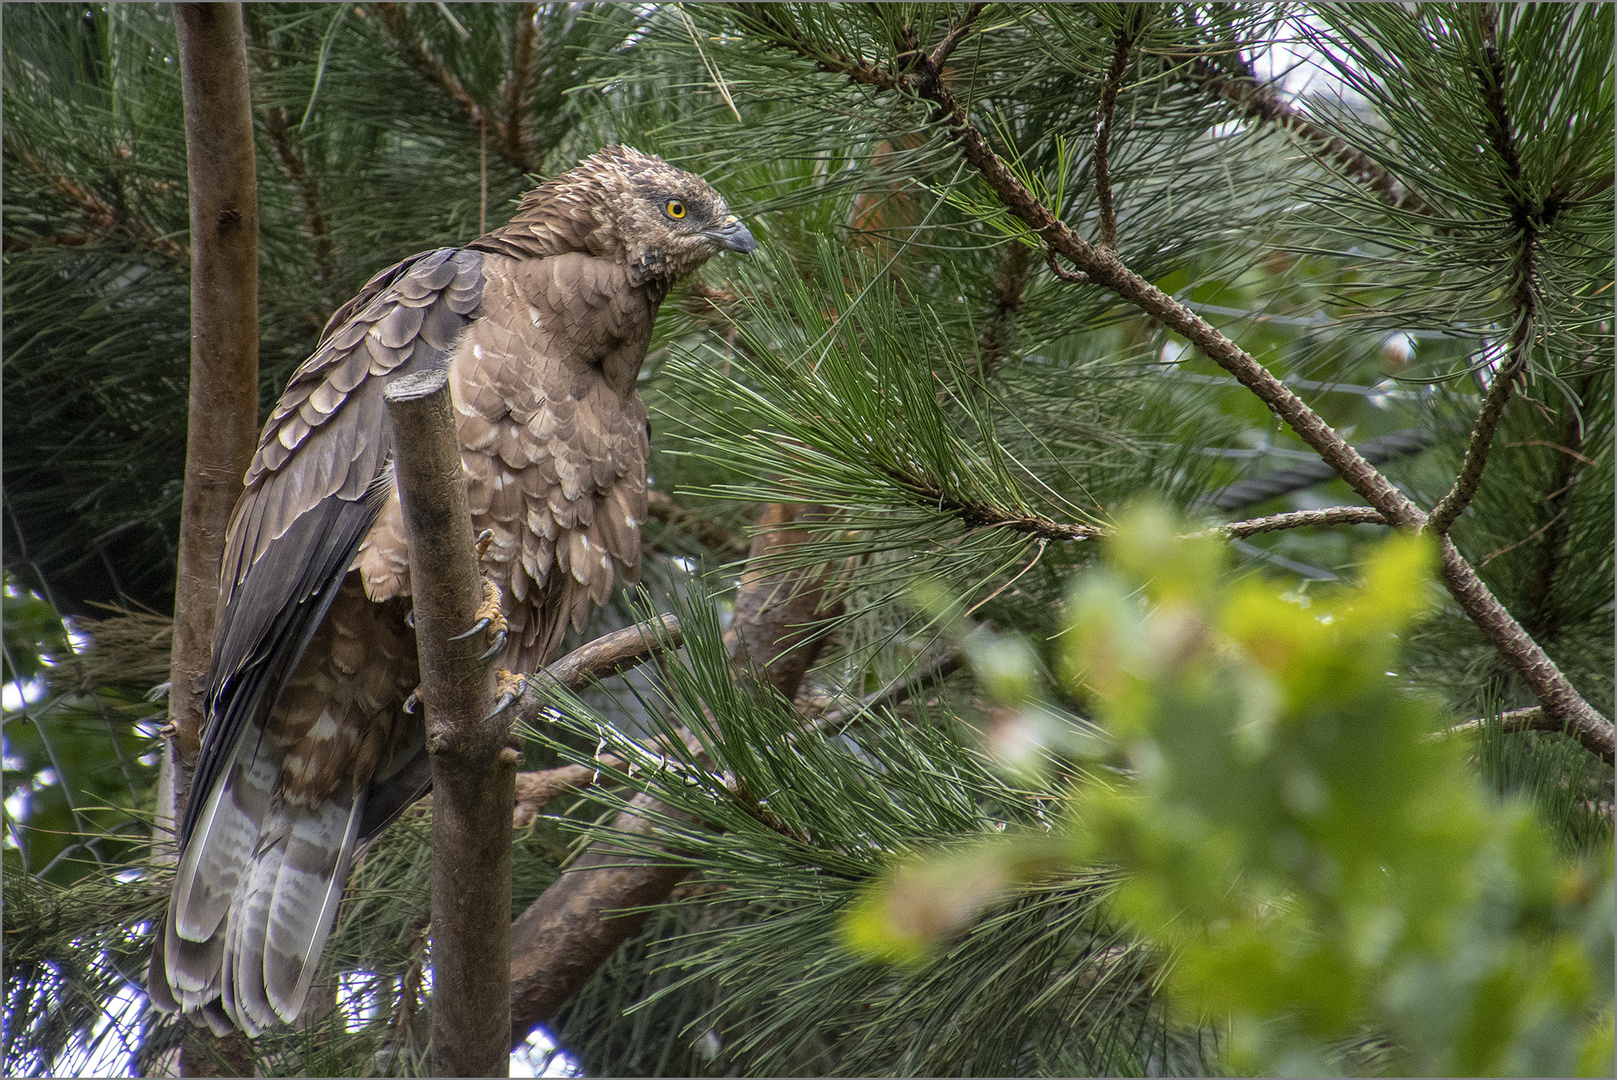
[150,146,755,1035]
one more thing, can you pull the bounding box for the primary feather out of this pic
[151,146,754,1032]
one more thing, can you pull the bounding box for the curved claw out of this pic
[482,687,520,723]
[450,616,492,642]
[478,628,508,663]
[403,689,420,714]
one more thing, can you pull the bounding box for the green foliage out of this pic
[526,589,1206,1077]
[3,2,1612,1075]
[848,508,1615,1076]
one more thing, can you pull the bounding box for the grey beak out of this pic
[711,215,757,254]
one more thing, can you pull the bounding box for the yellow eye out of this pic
[665,199,686,219]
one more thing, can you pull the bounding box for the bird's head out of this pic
[512,145,755,284]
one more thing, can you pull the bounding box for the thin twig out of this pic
[928,2,988,70]
[1212,506,1388,538]
[1173,47,1438,218]
[1479,507,1566,569]
[1427,11,1538,535]
[1093,13,1137,251]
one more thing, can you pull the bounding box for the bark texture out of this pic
[169,7,259,1074]
[385,370,510,1078]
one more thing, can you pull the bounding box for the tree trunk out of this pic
[168,6,259,1076]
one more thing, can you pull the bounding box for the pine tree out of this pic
[3,4,1611,1076]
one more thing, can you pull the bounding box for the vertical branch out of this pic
[168,10,259,1074]
[501,3,540,177]
[1092,11,1137,251]
[1427,9,1536,535]
[384,370,510,1079]
[167,0,260,841]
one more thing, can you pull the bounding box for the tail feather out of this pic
[173,750,276,944]
[230,833,286,1035]
[265,794,364,1020]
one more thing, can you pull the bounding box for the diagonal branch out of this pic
[1173,46,1438,219]
[742,18,1612,761]
[507,504,845,1046]
[1215,506,1387,538]
[928,2,987,70]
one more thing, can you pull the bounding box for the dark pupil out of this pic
[669,201,684,217]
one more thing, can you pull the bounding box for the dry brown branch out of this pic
[384,370,510,1079]
[507,504,843,1047]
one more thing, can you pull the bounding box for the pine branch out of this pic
[737,13,1613,761]
[372,3,488,149]
[1092,11,1138,252]
[927,2,987,70]
[1427,10,1537,536]
[6,140,189,261]
[1213,507,1387,538]
[1173,46,1438,218]
[500,2,540,178]
[507,505,843,1047]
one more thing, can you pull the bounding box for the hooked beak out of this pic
[709,214,757,254]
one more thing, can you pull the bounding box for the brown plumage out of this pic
[150,146,755,1035]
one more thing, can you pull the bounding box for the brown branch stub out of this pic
[384,369,512,1079]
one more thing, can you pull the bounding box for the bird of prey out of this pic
[149,146,755,1035]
